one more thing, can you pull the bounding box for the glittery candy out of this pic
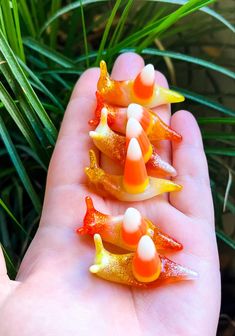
[97,60,184,108]
[85,150,182,201]
[89,234,197,288]
[89,107,177,178]
[77,196,182,252]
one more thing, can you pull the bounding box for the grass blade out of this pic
[80,0,89,68]
[18,58,63,111]
[39,0,104,36]
[223,169,233,212]
[39,0,234,36]
[216,230,235,249]
[50,0,62,48]
[149,0,235,33]
[0,81,49,165]
[11,0,25,62]
[0,30,57,143]
[138,48,235,79]
[0,53,51,150]
[0,1,19,56]
[0,199,27,235]
[171,86,235,117]
[23,37,75,68]
[0,115,41,213]
[0,244,17,277]
[138,0,216,51]
[205,148,235,156]
[202,132,235,140]
[18,0,36,37]
[107,0,134,51]
[96,0,122,64]
[198,117,235,125]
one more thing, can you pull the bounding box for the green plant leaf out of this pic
[0,115,41,213]
[80,0,89,67]
[18,0,36,37]
[150,0,235,32]
[0,0,20,58]
[50,0,62,48]
[0,81,49,166]
[39,0,104,35]
[18,58,63,111]
[0,30,57,143]
[0,52,51,150]
[0,244,17,277]
[202,132,235,140]
[137,0,216,51]
[138,48,235,79]
[39,0,234,36]
[16,145,47,171]
[38,69,83,75]
[216,230,235,249]
[205,148,235,156]
[96,0,122,64]
[0,199,27,235]
[23,37,74,68]
[171,86,235,117]
[107,0,134,51]
[198,117,235,125]
[223,169,233,212]
[11,0,25,62]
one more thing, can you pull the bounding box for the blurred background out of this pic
[0,1,234,334]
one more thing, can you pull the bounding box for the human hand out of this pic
[0,53,221,336]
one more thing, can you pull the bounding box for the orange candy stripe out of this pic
[126,118,152,163]
[123,138,149,194]
[124,159,148,186]
[133,73,154,100]
[134,108,154,134]
[132,236,162,282]
[133,253,160,278]
[121,215,147,246]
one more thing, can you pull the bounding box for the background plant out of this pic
[0,0,234,334]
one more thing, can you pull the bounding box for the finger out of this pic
[170,110,214,222]
[111,52,144,79]
[46,68,100,189]
[152,71,171,124]
[100,52,144,174]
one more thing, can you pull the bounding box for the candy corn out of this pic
[123,138,149,194]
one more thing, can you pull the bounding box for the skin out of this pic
[0,53,221,336]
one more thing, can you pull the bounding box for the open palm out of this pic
[0,53,220,336]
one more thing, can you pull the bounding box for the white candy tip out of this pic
[127,104,143,120]
[140,64,155,86]
[100,107,108,122]
[89,130,98,138]
[126,118,142,138]
[101,107,108,115]
[94,233,101,240]
[89,265,100,273]
[171,168,177,177]
[137,235,156,261]
[127,138,142,161]
[123,207,142,233]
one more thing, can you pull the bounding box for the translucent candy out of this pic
[77,196,182,252]
[85,150,182,201]
[97,60,184,108]
[89,234,197,288]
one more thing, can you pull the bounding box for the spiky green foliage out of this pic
[0,0,234,274]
